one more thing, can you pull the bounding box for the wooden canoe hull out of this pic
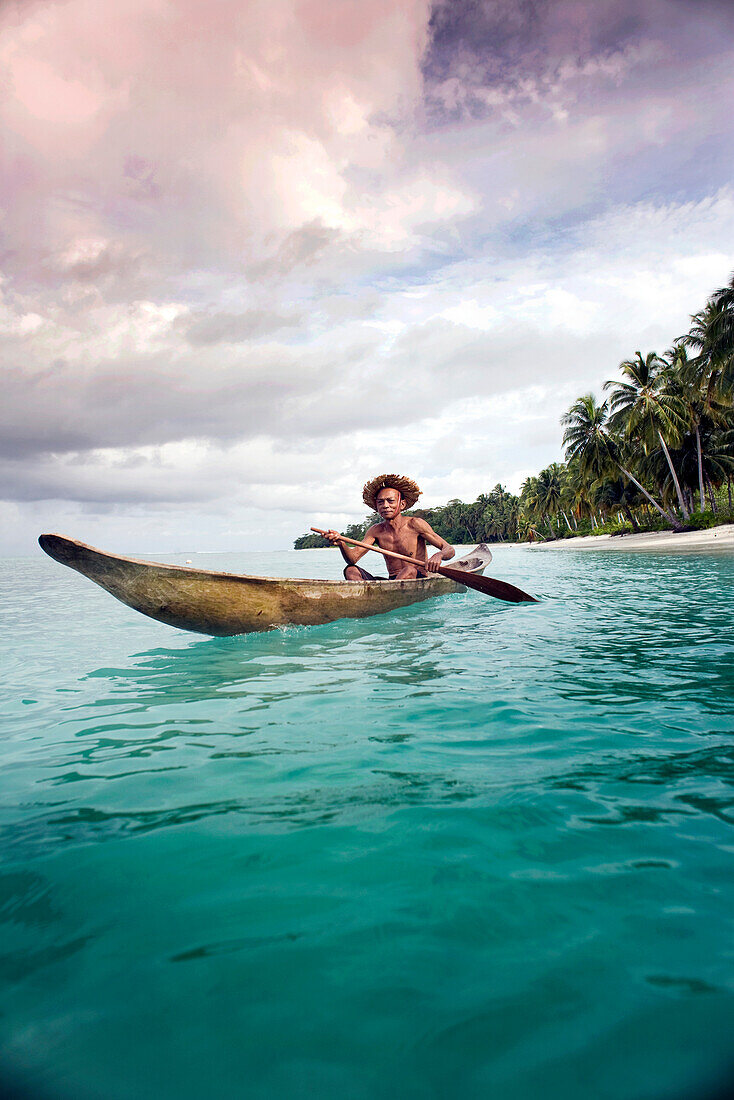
[38,534,493,636]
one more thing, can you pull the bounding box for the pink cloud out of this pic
[0,0,441,288]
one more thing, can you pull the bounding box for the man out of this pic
[325,473,455,580]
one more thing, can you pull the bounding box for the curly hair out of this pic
[362,473,422,512]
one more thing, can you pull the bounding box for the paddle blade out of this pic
[440,565,538,603]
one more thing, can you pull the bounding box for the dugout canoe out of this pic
[38,534,493,636]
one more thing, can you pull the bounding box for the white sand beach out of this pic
[529,524,734,552]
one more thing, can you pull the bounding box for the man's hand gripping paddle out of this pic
[310,529,538,604]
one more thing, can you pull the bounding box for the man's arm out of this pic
[324,526,377,566]
[412,518,455,573]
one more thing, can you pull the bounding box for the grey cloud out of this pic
[250,221,343,279]
[180,309,303,346]
[50,242,146,285]
[422,0,734,207]
[276,320,622,441]
[0,289,683,483]
[425,0,734,91]
[0,303,711,513]
[315,291,383,323]
[0,457,219,505]
[3,243,151,301]
[0,435,360,509]
[0,330,373,460]
[123,156,161,201]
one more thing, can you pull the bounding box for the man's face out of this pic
[375,488,404,519]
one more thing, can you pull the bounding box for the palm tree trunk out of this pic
[706,476,717,513]
[617,464,684,530]
[657,429,689,519]
[695,426,705,512]
[623,504,639,530]
[562,510,572,531]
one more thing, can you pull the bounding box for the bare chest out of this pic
[375,525,425,562]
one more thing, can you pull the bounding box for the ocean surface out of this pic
[1,543,734,1100]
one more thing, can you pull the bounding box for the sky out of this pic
[2,0,734,554]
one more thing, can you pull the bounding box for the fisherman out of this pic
[324,474,455,581]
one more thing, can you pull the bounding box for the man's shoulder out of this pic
[407,515,430,531]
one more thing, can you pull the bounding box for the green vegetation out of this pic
[294,525,376,550]
[295,273,734,547]
[293,486,521,548]
[552,273,734,538]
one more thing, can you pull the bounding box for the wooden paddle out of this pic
[310,528,538,604]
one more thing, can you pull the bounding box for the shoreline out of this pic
[529,523,734,553]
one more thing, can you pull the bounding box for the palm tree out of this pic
[535,464,567,533]
[684,275,734,400]
[559,472,578,529]
[517,514,543,542]
[561,393,684,529]
[678,281,734,512]
[700,426,734,511]
[671,418,734,514]
[675,286,733,505]
[666,342,731,512]
[667,344,705,511]
[561,395,615,480]
[593,473,643,530]
[604,351,689,519]
[565,457,598,528]
[520,476,549,536]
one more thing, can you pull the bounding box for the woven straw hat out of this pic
[362,473,421,511]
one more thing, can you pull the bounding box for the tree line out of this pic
[539,271,733,537]
[296,273,733,547]
[293,483,521,548]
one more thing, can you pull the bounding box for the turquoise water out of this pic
[1,544,734,1100]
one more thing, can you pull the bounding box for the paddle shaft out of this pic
[310,528,538,604]
[311,528,441,572]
